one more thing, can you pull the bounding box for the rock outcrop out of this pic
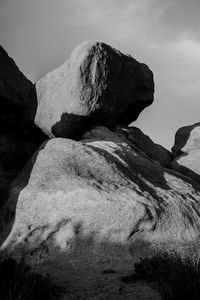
[115,126,172,167]
[1,126,200,298]
[171,123,200,183]
[0,45,36,120]
[172,122,200,157]
[0,46,46,209]
[35,41,154,138]
[84,126,171,168]
[1,40,200,299]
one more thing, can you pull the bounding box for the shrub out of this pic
[132,254,200,300]
[0,257,65,300]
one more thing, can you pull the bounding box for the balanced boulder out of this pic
[35,41,154,138]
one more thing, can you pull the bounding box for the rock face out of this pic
[2,41,200,299]
[172,122,200,157]
[35,41,154,138]
[171,123,200,183]
[115,126,172,167]
[84,126,171,168]
[0,46,46,210]
[1,126,200,298]
[0,46,36,120]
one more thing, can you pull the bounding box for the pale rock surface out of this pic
[171,123,200,183]
[35,41,154,138]
[1,126,200,299]
[84,126,171,167]
[172,122,200,157]
[171,150,200,183]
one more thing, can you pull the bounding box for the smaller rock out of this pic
[171,123,200,183]
[171,150,200,183]
[172,122,200,157]
[0,45,36,120]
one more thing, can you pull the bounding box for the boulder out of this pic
[1,126,200,298]
[171,150,200,183]
[0,45,36,120]
[171,123,200,182]
[0,46,46,209]
[35,41,154,138]
[84,126,171,168]
[172,122,200,157]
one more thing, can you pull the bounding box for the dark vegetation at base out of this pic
[121,254,200,300]
[0,257,65,300]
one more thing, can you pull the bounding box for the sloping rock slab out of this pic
[1,126,200,298]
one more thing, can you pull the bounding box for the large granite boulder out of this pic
[0,46,46,209]
[1,126,200,298]
[171,123,200,183]
[35,41,154,138]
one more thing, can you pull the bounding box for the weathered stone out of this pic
[35,41,154,138]
[0,45,36,120]
[1,126,200,298]
[171,150,200,183]
[0,46,46,208]
[84,126,171,168]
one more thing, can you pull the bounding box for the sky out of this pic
[0,0,200,150]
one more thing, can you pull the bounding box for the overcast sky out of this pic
[0,0,200,149]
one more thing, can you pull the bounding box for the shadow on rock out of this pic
[51,112,93,139]
[0,95,47,207]
[0,231,161,299]
[0,141,48,246]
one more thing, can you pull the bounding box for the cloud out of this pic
[159,0,200,41]
[75,0,200,48]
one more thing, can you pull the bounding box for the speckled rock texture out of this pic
[35,41,154,138]
[1,126,200,299]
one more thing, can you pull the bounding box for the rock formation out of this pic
[0,45,36,120]
[2,125,200,298]
[0,46,46,211]
[115,126,172,167]
[1,41,200,299]
[84,126,171,168]
[2,125,200,258]
[35,41,154,138]
[171,123,200,183]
